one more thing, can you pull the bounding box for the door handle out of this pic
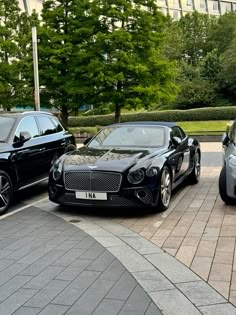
[39,147,46,152]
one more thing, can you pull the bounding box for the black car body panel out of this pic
[0,111,76,213]
[48,122,201,211]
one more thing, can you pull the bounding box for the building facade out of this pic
[157,0,236,19]
[18,0,236,20]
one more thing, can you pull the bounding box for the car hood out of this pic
[63,146,163,172]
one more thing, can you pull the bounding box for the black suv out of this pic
[0,111,76,214]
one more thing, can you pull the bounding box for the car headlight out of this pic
[146,167,158,177]
[229,154,236,166]
[127,169,145,184]
[52,159,63,181]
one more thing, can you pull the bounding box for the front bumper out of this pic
[48,183,159,208]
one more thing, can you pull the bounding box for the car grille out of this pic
[64,171,122,193]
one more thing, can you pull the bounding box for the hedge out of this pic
[68,106,236,127]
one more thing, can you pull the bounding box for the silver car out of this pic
[219,121,236,204]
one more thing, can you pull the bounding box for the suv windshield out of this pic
[88,126,165,148]
[0,116,16,142]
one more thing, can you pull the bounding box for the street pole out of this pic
[22,0,40,111]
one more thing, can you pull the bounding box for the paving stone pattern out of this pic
[0,208,161,315]
[115,165,236,306]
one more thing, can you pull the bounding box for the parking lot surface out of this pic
[1,142,236,314]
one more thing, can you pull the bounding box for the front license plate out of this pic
[75,191,107,200]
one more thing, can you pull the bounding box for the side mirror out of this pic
[83,136,92,146]
[222,132,230,146]
[19,131,31,143]
[172,136,181,147]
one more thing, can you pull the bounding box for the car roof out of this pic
[0,111,53,118]
[109,121,176,127]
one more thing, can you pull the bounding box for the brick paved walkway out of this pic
[0,207,161,315]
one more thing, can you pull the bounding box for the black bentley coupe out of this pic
[49,122,201,211]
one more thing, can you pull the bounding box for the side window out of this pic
[14,116,39,142]
[37,116,57,136]
[178,127,186,140]
[171,126,182,140]
[51,117,64,132]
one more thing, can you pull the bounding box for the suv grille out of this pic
[64,171,122,193]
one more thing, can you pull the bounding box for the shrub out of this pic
[68,106,236,127]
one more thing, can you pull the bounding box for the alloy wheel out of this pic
[194,152,201,180]
[160,169,171,207]
[0,174,11,211]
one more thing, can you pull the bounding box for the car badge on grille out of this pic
[88,165,97,169]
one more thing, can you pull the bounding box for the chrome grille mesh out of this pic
[64,171,122,192]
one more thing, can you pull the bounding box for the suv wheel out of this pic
[219,166,235,204]
[0,171,13,214]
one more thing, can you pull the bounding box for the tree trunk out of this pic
[114,104,121,123]
[61,105,68,127]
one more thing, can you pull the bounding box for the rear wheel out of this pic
[219,166,235,204]
[0,171,13,214]
[156,167,172,212]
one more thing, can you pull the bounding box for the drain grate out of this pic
[69,219,81,223]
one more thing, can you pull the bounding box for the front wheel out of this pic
[189,151,201,184]
[156,166,172,212]
[0,171,13,214]
[219,166,235,204]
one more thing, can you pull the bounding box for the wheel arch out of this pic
[0,161,17,188]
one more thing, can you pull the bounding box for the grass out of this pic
[69,120,233,136]
[178,120,231,135]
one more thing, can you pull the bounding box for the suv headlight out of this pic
[52,159,63,181]
[127,169,144,184]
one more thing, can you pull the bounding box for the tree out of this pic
[16,11,40,108]
[39,0,177,125]
[207,12,236,54]
[174,63,216,109]
[84,0,178,122]
[38,0,100,126]
[0,0,22,110]
[178,12,214,66]
[221,36,236,97]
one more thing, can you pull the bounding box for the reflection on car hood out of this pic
[63,146,162,172]
[0,142,10,153]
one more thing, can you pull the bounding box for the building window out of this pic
[233,3,236,10]
[187,0,193,6]
[213,1,219,10]
[200,0,206,8]
[173,0,181,8]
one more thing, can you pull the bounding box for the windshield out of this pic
[88,126,165,148]
[0,116,16,142]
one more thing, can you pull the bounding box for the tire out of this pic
[156,166,172,212]
[219,166,235,204]
[0,170,13,215]
[189,151,201,184]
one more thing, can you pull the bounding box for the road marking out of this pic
[0,196,49,220]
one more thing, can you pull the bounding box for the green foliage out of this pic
[68,106,236,127]
[0,0,22,109]
[221,36,236,96]
[178,12,214,66]
[207,12,236,54]
[38,0,178,125]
